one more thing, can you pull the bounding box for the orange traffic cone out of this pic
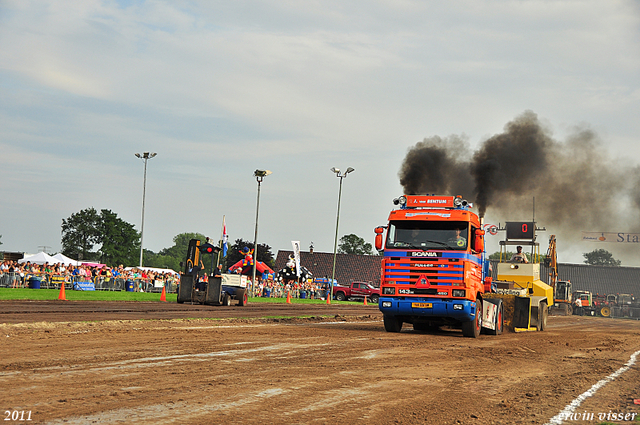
[58,282,66,301]
[160,286,167,302]
[326,291,331,305]
[286,291,291,304]
[364,296,368,306]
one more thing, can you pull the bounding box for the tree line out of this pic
[58,208,621,270]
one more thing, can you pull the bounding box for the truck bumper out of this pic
[379,297,477,322]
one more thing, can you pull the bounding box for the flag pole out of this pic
[217,215,225,267]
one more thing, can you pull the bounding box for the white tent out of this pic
[125,266,179,276]
[18,252,57,265]
[52,253,79,266]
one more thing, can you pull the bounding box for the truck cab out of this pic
[375,195,499,338]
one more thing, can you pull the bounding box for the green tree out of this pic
[158,232,207,258]
[583,249,621,267]
[61,208,140,267]
[61,208,101,261]
[98,209,140,266]
[143,250,182,272]
[338,234,374,255]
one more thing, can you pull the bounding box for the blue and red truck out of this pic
[374,195,504,337]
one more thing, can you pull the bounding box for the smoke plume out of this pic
[399,111,640,263]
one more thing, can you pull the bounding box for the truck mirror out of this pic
[375,233,383,250]
[474,235,484,253]
[374,227,384,250]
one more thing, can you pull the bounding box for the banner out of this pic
[222,216,228,257]
[582,232,640,243]
[74,281,95,291]
[291,241,301,277]
[482,223,498,236]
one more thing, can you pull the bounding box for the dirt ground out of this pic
[1,301,640,425]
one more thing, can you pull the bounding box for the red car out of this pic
[333,282,380,303]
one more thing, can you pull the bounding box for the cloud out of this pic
[1,0,639,266]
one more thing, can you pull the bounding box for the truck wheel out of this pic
[538,301,548,331]
[600,306,611,317]
[237,289,247,307]
[370,295,379,304]
[383,315,402,332]
[489,302,503,335]
[336,292,346,302]
[222,294,231,306]
[462,299,482,338]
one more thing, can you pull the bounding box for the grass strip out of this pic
[0,288,363,305]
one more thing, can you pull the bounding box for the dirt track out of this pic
[1,301,640,424]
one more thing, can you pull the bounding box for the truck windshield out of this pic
[386,221,469,250]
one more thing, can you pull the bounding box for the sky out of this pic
[1,0,639,266]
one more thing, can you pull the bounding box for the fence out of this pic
[249,283,328,300]
[0,272,177,293]
[1,272,326,299]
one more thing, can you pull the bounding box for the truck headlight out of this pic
[452,289,465,297]
[382,287,395,295]
[453,304,463,310]
[382,301,392,308]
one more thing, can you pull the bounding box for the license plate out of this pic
[411,302,432,309]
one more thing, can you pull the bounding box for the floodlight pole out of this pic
[330,167,354,299]
[135,152,157,268]
[252,170,271,287]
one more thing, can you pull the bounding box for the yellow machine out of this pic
[492,222,554,332]
[545,235,574,315]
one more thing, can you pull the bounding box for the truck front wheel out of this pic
[462,299,482,338]
[370,295,379,304]
[383,315,402,332]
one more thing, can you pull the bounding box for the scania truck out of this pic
[374,195,553,337]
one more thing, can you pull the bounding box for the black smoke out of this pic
[399,111,637,238]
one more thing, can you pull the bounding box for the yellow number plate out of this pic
[411,303,433,309]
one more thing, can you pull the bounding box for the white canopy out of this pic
[125,266,179,276]
[18,252,57,265]
[52,253,80,266]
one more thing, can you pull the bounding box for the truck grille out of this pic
[384,257,464,286]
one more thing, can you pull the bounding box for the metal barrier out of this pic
[1,272,222,295]
[0,272,23,288]
[93,277,124,291]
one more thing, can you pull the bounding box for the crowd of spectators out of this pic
[249,278,330,300]
[0,260,178,292]
[2,258,335,299]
